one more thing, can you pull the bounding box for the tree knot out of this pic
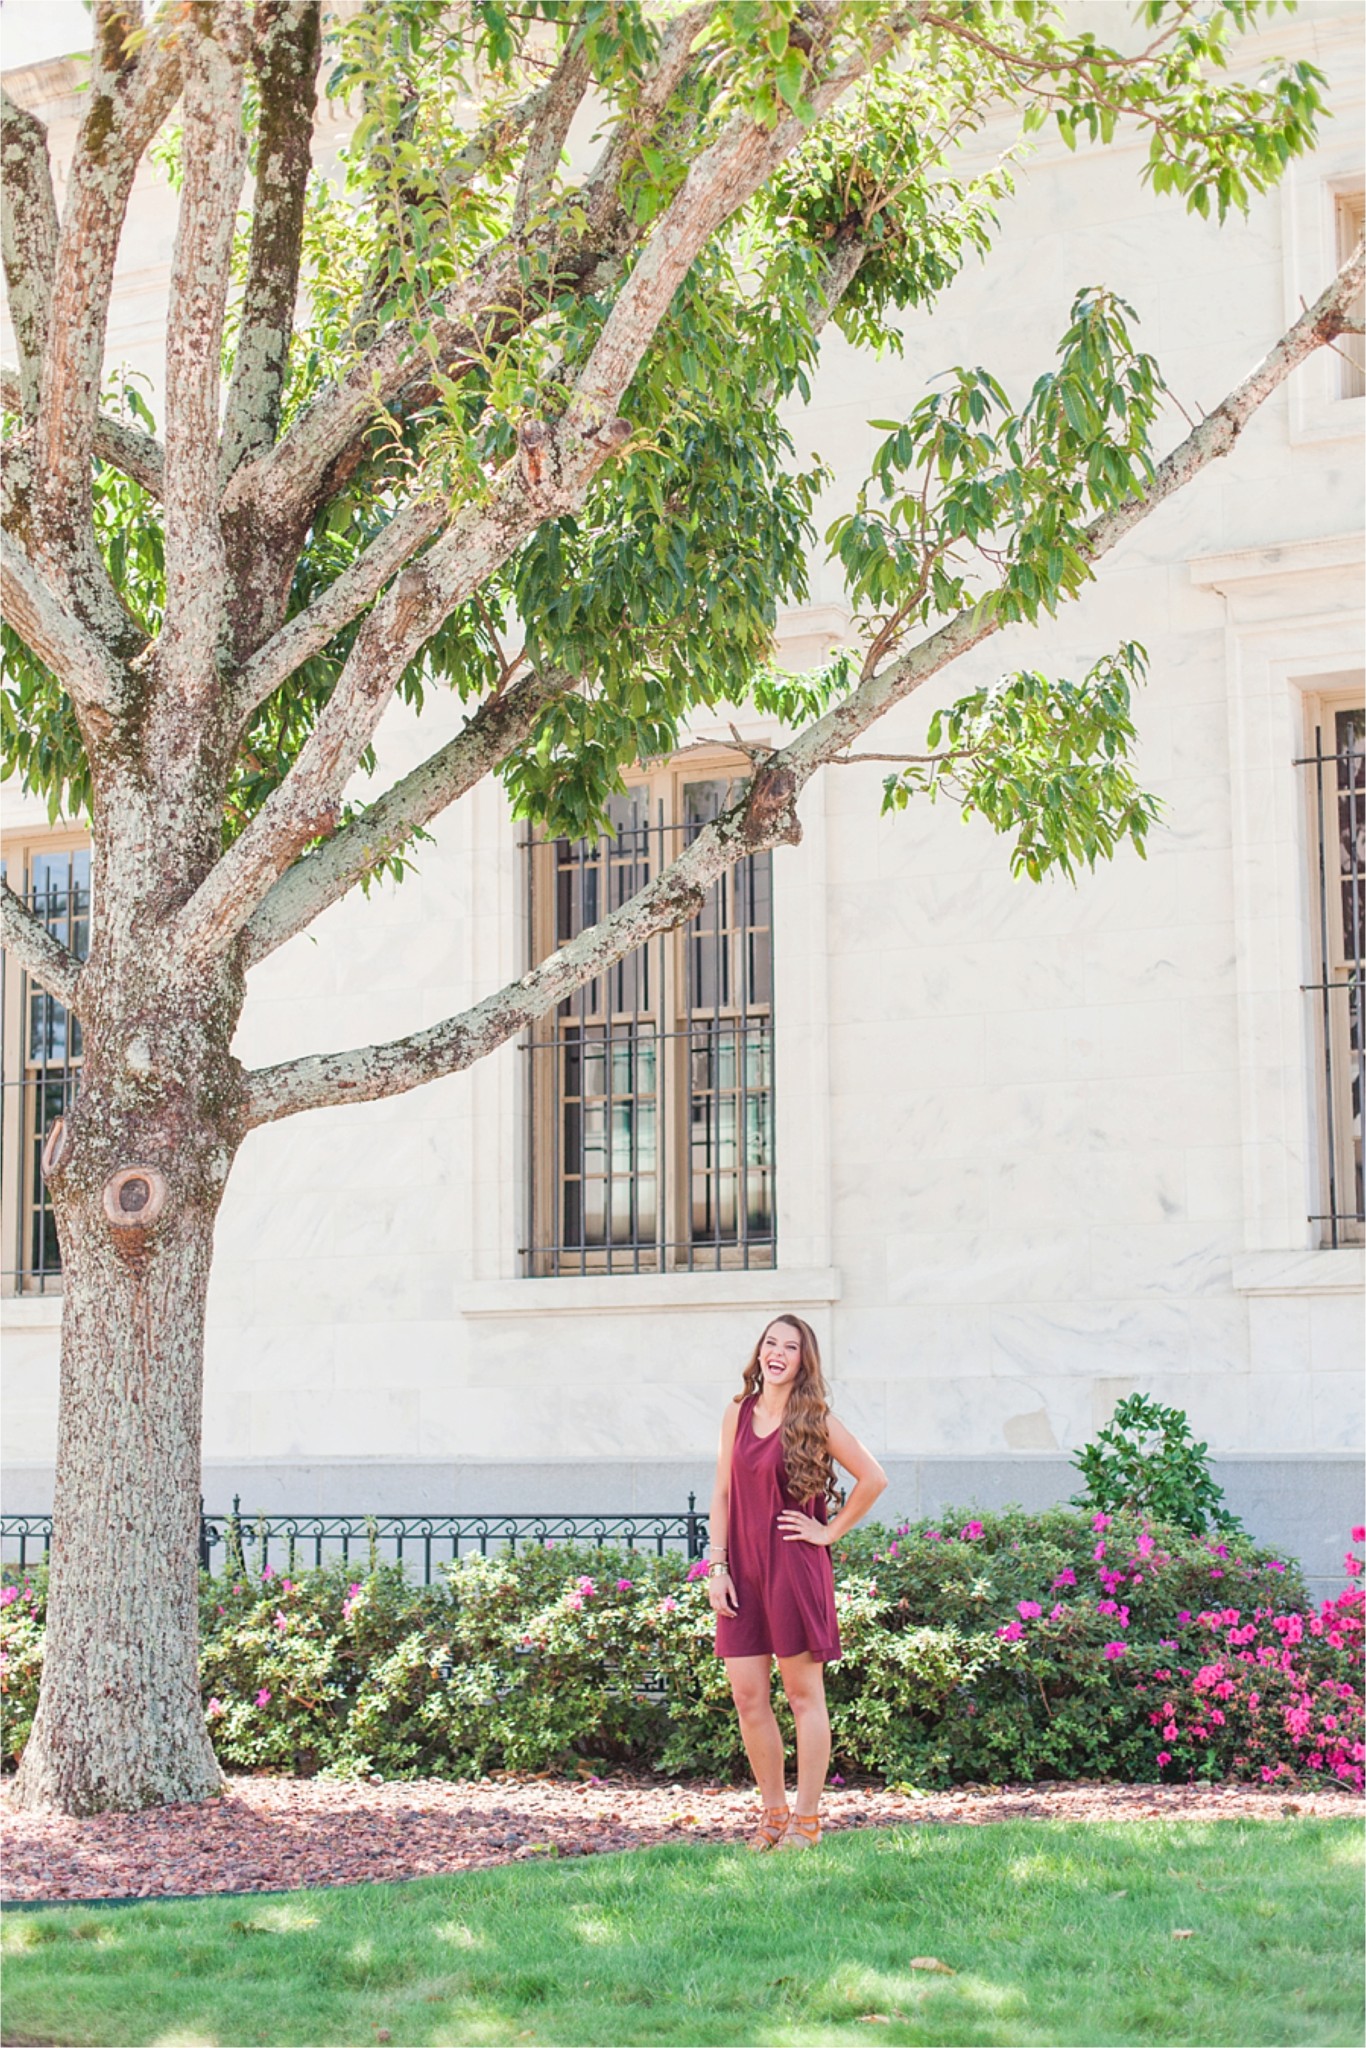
[742,762,802,848]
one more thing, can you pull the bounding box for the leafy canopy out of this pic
[1,0,1329,885]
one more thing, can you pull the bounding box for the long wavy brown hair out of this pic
[735,1315,842,1508]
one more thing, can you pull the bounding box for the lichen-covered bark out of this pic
[243,665,573,962]
[10,788,248,1814]
[28,15,180,665]
[0,90,59,415]
[219,0,321,490]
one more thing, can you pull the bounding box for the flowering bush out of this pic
[2,1514,1360,1791]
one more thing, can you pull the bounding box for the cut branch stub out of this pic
[40,1116,71,1180]
[102,1165,168,1230]
[742,763,802,847]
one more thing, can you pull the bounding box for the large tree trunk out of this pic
[10,800,245,1814]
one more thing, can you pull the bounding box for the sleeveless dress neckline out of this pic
[713,1393,842,1664]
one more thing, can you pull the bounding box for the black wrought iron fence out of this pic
[1,1496,711,1583]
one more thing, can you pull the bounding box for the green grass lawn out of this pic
[3,1819,1361,2048]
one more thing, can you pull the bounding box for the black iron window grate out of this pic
[1,845,91,1293]
[1299,710,1365,1245]
[523,773,776,1276]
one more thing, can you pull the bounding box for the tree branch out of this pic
[1,531,119,723]
[188,22,907,969]
[228,3,714,539]
[0,89,59,417]
[0,880,84,1013]
[0,368,165,496]
[218,0,322,486]
[241,222,874,959]
[235,491,449,713]
[512,37,592,233]
[174,410,632,963]
[241,239,1364,1129]
[156,3,250,702]
[242,664,573,963]
[30,2,182,663]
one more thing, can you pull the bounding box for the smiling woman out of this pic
[706,1315,887,1852]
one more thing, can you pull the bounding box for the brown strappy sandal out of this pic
[778,1811,822,1850]
[748,1804,791,1852]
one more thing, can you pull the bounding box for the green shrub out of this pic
[1070,1391,1241,1534]
[6,1508,1360,1792]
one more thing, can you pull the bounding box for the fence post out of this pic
[686,1491,700,1562]
[227,1494,244,1577]
[198,1496,211,1573]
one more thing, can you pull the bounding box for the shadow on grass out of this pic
[2,1819,1362,2048]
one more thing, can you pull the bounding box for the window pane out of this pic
[3,844,90,1292]
[526,770,774,1274]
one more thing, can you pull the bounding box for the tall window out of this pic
[524,756,775,1274]
[1301,697,1364,1246]
[1337,189,1365,402]
[0,835,91,1292]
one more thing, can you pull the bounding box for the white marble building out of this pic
[3,5,1363,1595]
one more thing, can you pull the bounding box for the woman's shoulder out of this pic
[720,1393,747,1436]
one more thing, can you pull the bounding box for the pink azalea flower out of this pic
[0,1587,18,1607]
[1017,1601,1042,1620]
[261,1565,274,1580]
[1352,1526,1366,1544]
[206,1697,225,1719]
[617,1578,635,1591]
[1052,1568,1077,1589]
[1162,1721,1178,1740]
[1093,1542,1106,1561]
[1136,1533,1155,1558]
[281,1580,294,1595]
[1092,1512,1111,1532]
[565,1592,584,1610]
[348,1583,361,1598]
[1156,1751,1171,1767]
[997,1620,1024,1641]
[660,1596,677,1613]
[576,1576,596,1597]
[924,1530,943,1542]
[831,1774,846,1786]
[274,1610,288,1632]
[1050,1603,1066,1622]
[961,1521,984,1541]
[1103,1641,1126,1660]
[256,1688,271,1708]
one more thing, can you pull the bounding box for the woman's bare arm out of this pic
[708,1399,740,1552]
[824,1413,888,1542]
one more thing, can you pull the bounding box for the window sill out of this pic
[1,1296,63,1329]
[460,1267,842,1319]
[1232,1250,1363,1297]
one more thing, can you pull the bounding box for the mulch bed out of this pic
[3,1775,1361,1905]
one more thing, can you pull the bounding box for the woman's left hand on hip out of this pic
[777,1510,831,1546]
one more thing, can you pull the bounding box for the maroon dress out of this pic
[714,1395,842,1663]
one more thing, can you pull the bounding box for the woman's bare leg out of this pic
[778,1651,830,1815]
[725,1655,787,1807]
